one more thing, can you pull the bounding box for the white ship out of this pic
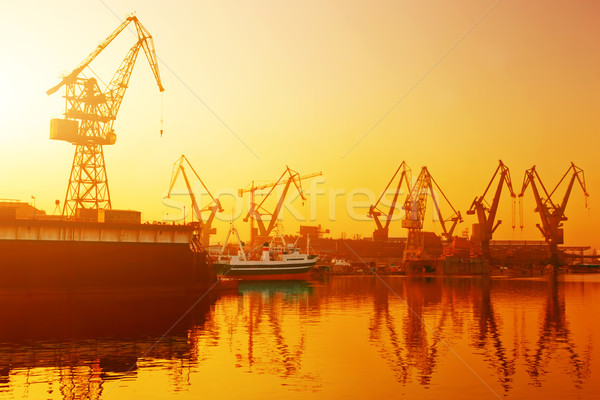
[212,225,317,280]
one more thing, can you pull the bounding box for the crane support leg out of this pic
[63,144,111,217]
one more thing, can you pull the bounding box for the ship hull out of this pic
[0,218,218,292]
[212,261,316,281]
[0,239,214,292]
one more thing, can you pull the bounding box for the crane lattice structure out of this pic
[467,160,516,261]
[519,162,589,267]
[47,16,164,218]
[368,162,412,241]
[402,167,462,261]
[239,167,322,246]
[165,155,223,246]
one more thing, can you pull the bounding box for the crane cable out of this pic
[160,92,164,137]
[85,66,107,89]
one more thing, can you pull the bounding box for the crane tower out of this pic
[402,167,462,261]
[467,160,516,261]
[519,162,588,267]
[47,16,164,218]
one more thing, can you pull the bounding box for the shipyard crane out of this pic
[467,160,516,261]
[239,167,322,246]
[47,16,164,218]
[402,167,462,261]
[367,162,412,241]
[165,155,223,246]
[519,162,588,267]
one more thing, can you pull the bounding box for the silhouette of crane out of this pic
[467,160,516,261]
[519,162,588,267]
[47,15,163,217]
[402,167,462,261]
[165,155,223,246]
[239,167,321,246]
[368,162,412,241]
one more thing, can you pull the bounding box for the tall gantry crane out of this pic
[519,162,589,266]
[47,16,164,218]
[367,162,412,241]
[402,167,462,261]
[239,167,322,246]
[467,160,516,261]
[165,155,223,246]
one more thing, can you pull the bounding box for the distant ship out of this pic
[212,226,317,280]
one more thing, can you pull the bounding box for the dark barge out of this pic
[0,215,215,292]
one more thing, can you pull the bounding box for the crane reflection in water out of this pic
[523,279,592,388]
[0,276,597,399]
[368,277,446,386]
[470,278,517,392]
[366,276,594,394]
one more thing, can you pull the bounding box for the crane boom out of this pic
[429,174,462,239]
[135,19,164,92]
[46,17,133,96]
[47,16,163,96]
[165,155,223,246]
[467,160,516,260]
[368,162,412,241]
[240,167,322,245]
[518,162,589,267]
[238,171,322,196]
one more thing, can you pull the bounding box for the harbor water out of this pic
[1,274,599,399]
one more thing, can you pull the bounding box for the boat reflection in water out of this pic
[1,275,598,399]
[218,280,320,391]
[237,280,314,297]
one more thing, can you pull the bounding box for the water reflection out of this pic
[366,276,596,395]
[0,276,598,398]
[470,278,516,392]
[0,292,215,399]
[221,281,320,390]
[523,280,592,388]
[369,278,445,386]
[238,281,314,297]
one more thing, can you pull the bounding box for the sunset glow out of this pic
[1,2,600,399]
[1,0,598,247]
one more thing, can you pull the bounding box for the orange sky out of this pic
[0,0,598,248]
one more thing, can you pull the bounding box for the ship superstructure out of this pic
[212,225,317,280]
